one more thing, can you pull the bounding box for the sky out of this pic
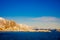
[0,0,60,29]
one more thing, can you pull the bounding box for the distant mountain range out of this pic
[0,17,60,32]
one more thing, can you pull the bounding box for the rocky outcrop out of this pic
[0,17,33,31]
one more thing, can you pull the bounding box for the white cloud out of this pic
[32,16,60,22]
[30,16,60,29]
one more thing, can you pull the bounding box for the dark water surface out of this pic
[0,32,60,40]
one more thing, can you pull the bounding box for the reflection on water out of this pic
[0,32,60,40]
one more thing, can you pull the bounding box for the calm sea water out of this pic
[0,32,60,40]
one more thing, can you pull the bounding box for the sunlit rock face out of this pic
[0,17,33,31]
[19,24,33,31]
[0,17,7,27]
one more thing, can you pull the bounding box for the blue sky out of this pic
[0,0,60,17]
[0,0,60,29]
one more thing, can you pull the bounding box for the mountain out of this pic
[0,17,33,31]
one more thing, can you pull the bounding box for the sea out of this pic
[0,31,60,40]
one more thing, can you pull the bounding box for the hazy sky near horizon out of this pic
[0,0,60,29]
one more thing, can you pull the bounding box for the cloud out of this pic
[32,16,60,22]
[30,16,60,29]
